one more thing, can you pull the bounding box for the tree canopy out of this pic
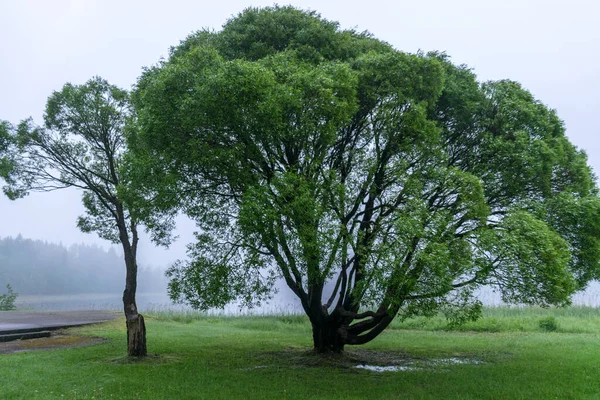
[129,6,600,352]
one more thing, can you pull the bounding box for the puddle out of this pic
[356,364,420,372]
[240,365,269,371]
[430,357,482,366]
[355,358,482,373]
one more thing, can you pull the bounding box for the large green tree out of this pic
[129,6,600,352]
[1,77,148,357]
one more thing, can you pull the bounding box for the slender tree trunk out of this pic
[123,247,147,357]
[312,321,345,353]
[118,213,147,357]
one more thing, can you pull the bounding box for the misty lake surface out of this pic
[16,292,174,312]
[15,292,303,314]
[14,281,600,313]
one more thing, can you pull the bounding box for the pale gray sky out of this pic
[1,0,599,268]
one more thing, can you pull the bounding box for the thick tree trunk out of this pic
[126,312,146,357]
[123,274,147,357]
[123,285,146,357]
[312,321,345,353]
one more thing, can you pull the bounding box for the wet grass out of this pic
[148,305,600,333]
[0,309,599,399]
[390,306,600,333]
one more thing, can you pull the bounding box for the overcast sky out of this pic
[1,0,599,269]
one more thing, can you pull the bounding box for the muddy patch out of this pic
[252,347,486,372]
[251,348,494,373]
[0,332,106,354]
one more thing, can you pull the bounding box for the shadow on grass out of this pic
[106,353,182,365]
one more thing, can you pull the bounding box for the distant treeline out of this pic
[0,236,167,295]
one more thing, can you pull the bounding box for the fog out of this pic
[1,0,599,307]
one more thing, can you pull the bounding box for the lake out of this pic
[15,291,302,314]
[14,281,600,313]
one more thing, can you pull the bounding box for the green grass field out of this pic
[1,307,600,399]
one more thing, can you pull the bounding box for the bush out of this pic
[0,284,18,310]
[539,316,559,332]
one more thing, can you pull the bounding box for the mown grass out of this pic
[0,307,599,399]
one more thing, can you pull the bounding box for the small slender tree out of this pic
[0,284,18,310]
[1,77,147,356]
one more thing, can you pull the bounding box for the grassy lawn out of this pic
[1,308,599,399]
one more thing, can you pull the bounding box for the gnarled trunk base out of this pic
[312,322,345,353]
[126,313,147,357]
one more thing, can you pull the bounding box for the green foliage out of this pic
[0,284,18,310]
[0,121,9,151]
[0,121,11,160]
[538,316,559,332]
[0,77,135,243]
[0,121,18,196]
[129,6,600,347]
[484,210,575,306]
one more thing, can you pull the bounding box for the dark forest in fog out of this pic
[0,235,167,295]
